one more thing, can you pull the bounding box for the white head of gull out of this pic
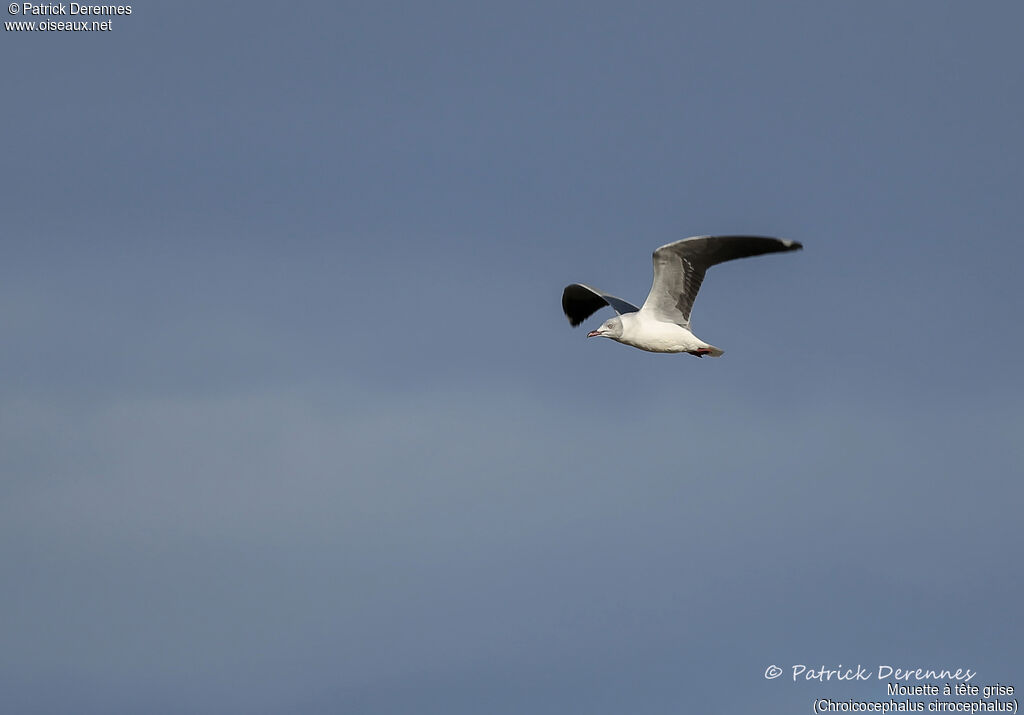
[562,235,802,357]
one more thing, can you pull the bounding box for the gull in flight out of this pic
[562,235,802,356]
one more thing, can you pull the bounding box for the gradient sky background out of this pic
[2,2,1022,713]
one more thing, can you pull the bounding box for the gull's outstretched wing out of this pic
[639,235,802,327]
[561,283,640,327]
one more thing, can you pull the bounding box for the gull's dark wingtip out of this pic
[562,283,616,327]
[561,284,586,326]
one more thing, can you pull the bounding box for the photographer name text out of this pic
[765,665,977,683]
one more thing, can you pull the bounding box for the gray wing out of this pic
[639,235,802,327]
[561,283,640,327]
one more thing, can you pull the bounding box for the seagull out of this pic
[562,235,802,356]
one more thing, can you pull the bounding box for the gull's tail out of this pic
[691,344,724,358]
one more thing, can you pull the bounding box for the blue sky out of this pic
[2,2,1022,713]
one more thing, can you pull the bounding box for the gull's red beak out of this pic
[587,330,601,338]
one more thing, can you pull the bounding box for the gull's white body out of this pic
[561,235,802,357]
[615,312,719,354]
